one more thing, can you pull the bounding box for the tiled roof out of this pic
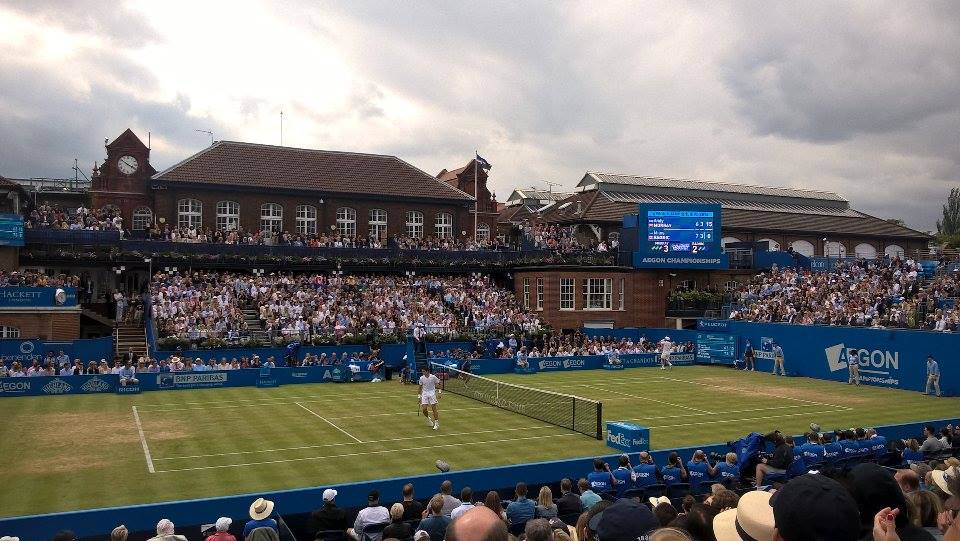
[506,188,572,203]
[580,172,847,203]
[154,141,474,201]
[601,191,860,217]
[545,191,929,239]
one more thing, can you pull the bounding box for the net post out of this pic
[571,397,576,434]
[596,402,603,440]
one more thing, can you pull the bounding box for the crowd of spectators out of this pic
[729,257,960,330]
[151,271,542,342]
[522,224,616,254]
[23,421,960,541]
[0,270,81,288]
[25,204,123,232]
[523,333,694,358]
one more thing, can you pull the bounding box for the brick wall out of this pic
[513,269,668,330]
[0,311,80,340]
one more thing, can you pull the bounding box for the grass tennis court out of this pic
[2,365,957,518]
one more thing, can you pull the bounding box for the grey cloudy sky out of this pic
[0,1,957,231]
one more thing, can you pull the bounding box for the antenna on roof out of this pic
[195,129,214,146]
[542,180,562,195]
[280,110,284,146]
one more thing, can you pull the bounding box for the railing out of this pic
[24,229,121,244]
[666,298,723,318]
[17,177,91,193]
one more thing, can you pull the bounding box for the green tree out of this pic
[936,187,960,247]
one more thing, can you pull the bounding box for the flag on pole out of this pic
[475,153,492,171]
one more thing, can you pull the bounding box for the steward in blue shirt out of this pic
[838,430,861,459]
[865,428,888,458]
[686,450,716,491]
[632,451,660,488]
[611,455,635,497]
[586,458,615,494]
[714,453,740,482]
[661,452,687,486]
[822,434,842,463]
[798,433,826,467]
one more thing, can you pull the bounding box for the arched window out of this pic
[216,201,240,231]
[296,205,317,235]
[790,240,815,257]
[854,243,878,259]
[435,212,453,238]
[476,223,490,242]
[177,199,202,229]
[757,238,780,251]
[405,211,424,238]
[0,326,20,338]
[721,237,742,248]
[336,207,356,237]
[368,209,387,241]
[885,244,905,258]
[824,241,846,258]
[260,203,283,232]
[132,207,153,231]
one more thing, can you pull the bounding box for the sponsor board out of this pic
[157,372,229,390]
[606,421,650,452]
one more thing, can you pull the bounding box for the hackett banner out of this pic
[0,287,77,307]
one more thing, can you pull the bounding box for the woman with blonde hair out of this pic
[535,485,558,519]
[382,503,412,540]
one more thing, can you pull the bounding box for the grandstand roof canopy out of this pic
[540,172,930,239]
[499,187,573,224]
[153,141,474,201]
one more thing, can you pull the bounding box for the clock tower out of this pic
[90,129,156,231]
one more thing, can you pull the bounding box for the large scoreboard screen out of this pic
[632,203,727,269]
[696,332,737,365]
[0,214,24,247]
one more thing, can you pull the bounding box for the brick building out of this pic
[437,159,499,241]
[89,130,494,241]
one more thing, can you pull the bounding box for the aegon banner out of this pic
[0,287,77,307]
[726,321,958,395]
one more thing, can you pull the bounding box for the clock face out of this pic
[118,155,139,175]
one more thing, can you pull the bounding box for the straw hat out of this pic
[713,490,775,541]
[249,497,275,520]
[933,466,959,496]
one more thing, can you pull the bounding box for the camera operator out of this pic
[661,452,688,486]
[798,432,826,467]
[686,450,717,492]
[632,451,661,489]
[714,452,740,484]
[754,432,793,488]
[586,458,616,494]
[822,432,842,464]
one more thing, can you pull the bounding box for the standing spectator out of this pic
[505,482,536,525]
[400,483,424,521]
[439,480,461,515]
[381,504,412,541]
[418,495,452,541]
[555,479,582,517]
[204,518,236,541]
[534,486,557,519]
[578,478,601,511]
[148,519,187,541]
[450,487,475,519]
[347,490,390,541]
[310,489,347,534]
[926,354,942,397]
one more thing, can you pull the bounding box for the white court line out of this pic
[154,433,576,473]
[154,424,558,461]
[646,408,847,430]
[135,390,412,410]
[581,384,710,414]
[653,376,850,410]
[296,402,364,443]
[132,406,155,474]
[620,403,821,422]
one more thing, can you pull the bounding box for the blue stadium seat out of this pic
[621,488,646,500]
[359,522,389,541]
[642,484,666,499]
[316,530,346,541]
[666,483,690,500]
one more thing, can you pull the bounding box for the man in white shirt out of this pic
[347,490,390,541]
[418,365,441,430]
[450,487,474,519]
[658,337,673,370]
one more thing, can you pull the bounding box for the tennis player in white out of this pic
[418,365,441,430]
[659,336,673,370]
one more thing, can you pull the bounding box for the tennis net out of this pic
[431,362,602,439]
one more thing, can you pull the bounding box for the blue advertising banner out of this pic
[727,321,960,395]
[0,287,77,307]
[697,319,730,332]
[0,337,113,365]
[606,422,650,453]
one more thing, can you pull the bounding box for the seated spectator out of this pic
[849,462,936,540]
[445,506,508,541]
[932,465,960,510]
[439,480,461,516]
[535,486,557,519]
[400,483,424,521]
[578,478,601,511]
[381,503,412,541]
[348,490,390,541]
[418,495,451,541]
[506,482,536,525]
[118,361,138,386]
[310,488,348,534]
[769,474,860,540]
[611,454,635,497]
[653,501,678,527]
[755,433,792,488]
[661,452,687,486]
[895,468,920,497]
[483,490,508,523]
[589,498,658,541]
[705,488,739,513]
[244,498,279,539]
[921,425,946,454]
[555,478,582,517]
[712,490,774,541]
[586,458,615,494]
[714,453,739,483]
[204,518,235,541]
[798,432,826,466]
[686,450,716,491]
[148,519,188,541]
[523,518,552,541]
[111,525,129,541]
[450,487,475,519]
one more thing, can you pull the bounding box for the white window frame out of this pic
[583,278,612,310]
[523,278,530,310]
[369,208,388,241]
[476,222,490,242]
[296,205,317,235]
[560,278,575,311]
[177,199,202,230]
[216,201,240,231]
[536,278,544,311]
[132,207,153,231]
[435,212,453,239]
[405,211,424,239]
[0,326,20,338]
[336,207,357,237]
[260,203,283,233]
[619,278,625,311]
